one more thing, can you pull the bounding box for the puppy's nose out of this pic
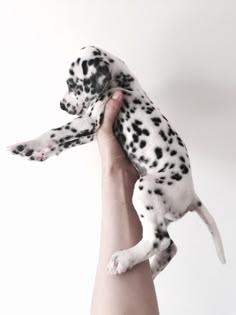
[60,102,66,111]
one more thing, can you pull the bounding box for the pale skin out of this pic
[90,90,159,315]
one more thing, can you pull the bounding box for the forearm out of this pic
[90,168,159,315]
[100,168,142,254]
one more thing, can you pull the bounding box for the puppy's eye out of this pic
[67,78,76,90]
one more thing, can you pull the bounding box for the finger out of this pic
[100,90,123,133]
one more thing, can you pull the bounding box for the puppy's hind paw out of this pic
[107,250,135,275]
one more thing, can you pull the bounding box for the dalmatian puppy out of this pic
[8,46,226,278]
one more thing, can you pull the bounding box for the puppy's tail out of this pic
[193,200,226,264]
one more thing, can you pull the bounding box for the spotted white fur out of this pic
[8,46,226,278]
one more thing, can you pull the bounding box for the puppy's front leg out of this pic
[8,113,102,161]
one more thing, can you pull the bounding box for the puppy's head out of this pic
[60,46,112,115]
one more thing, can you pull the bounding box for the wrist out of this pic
[101,160,138,182]
[101,167,137,207]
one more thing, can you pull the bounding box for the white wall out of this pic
[1,1,235,314]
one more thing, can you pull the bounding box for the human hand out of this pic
[96,90,138,182]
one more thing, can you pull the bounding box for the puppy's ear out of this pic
[95,63,112,93]
[88,59,112,95]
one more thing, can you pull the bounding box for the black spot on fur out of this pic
[82,60,88,75]
[140,140,146,148]
[155,147,163,159]
[132,123,142,135]
[168,126,175,136]
[139,186,144,190]
[170,150,177,156]
[133,134,139,143]
[151,117,162,126]
[159,129,168,141]
[142,129,150,136]
[135,119,142,125]
[171,173,182,181]
[133,98,142,104]
[177,136,184,147]
[180,164,189,174]
[155,228,169,241]
[154,189,163,196]
[88,59,94,65]
[158,162,169,173]
[65,135,72,141]
[99,113,104,124]
[146,106,155,114]
[139,155,149,163]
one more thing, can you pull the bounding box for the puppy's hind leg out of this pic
[150,240,177,280]
[107,175,171,275]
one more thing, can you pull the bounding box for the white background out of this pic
[0,1,235,314]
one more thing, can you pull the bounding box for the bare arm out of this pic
[90,91,159,315]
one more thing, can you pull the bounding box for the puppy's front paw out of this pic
[107,250,135,275]
[8,135,59,162]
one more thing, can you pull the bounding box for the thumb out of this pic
[101,90,123,132]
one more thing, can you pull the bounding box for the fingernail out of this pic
[112,91,122,100]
